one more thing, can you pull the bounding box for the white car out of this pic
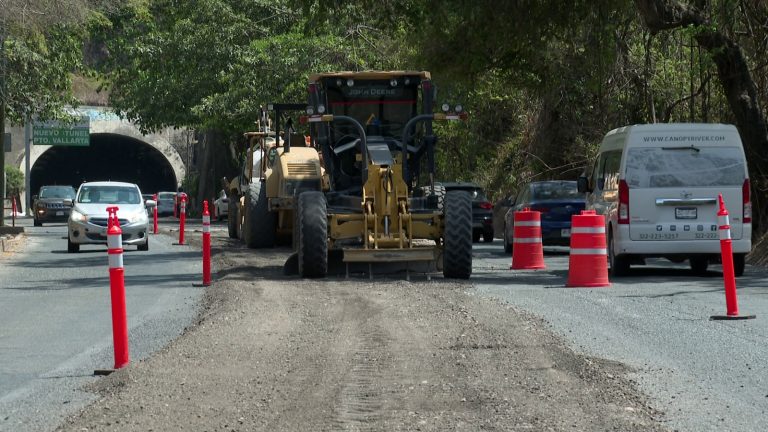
[213,189,229,221]
[67,181,156,253]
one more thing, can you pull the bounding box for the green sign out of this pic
[33,117,90,146]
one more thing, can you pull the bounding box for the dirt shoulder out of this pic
[57,234,668,431]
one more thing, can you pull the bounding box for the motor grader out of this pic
[225,104,324,248]
[291,70,472,279]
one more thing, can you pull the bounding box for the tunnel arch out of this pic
[28,133,179,197]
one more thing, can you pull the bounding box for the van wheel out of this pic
[733,253,746,277]
[689,257,709,275]
[608,233,629,277]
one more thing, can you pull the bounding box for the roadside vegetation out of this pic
[3,0,768,239]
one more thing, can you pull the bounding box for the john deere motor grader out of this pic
[226,104,324,248]
[292,70,473,279]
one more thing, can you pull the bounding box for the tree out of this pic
[634,0,768,233]
[0,0,105,225]
[92,0,366,207]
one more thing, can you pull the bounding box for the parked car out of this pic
[67,181,155,253]
[441,182,494,242]
[33,185,77,226]
[213,189,229,221]
[503,181,585,253]
[578,123,750,277]
[156,191,177,216]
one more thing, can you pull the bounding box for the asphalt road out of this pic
[0,217,203,432]
[471,242,768,432]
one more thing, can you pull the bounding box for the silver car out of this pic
[67,181,156,253]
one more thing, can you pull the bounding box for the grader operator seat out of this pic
[310,72,426,195]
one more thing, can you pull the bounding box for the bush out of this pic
[4,165,24,197]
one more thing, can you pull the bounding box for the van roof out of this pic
[606,123,738,137]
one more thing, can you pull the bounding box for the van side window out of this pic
[590,157,601,190]
[601,151,622,192]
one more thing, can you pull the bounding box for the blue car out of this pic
[503,180,585,252]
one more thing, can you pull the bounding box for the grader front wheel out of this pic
[443,191,473,279]
[298,191,328,278]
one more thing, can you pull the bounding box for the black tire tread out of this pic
[67,236,79,253]
[227,195,239,239]
[298,192,328,278]
[244,181,276,248]
[443,191,472,279]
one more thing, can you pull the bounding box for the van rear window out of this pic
[625,147,745,188]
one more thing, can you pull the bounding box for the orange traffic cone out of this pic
[510,209,546,270]
[567,210,610,287]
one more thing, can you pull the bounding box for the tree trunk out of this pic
[194,130,236,217]
[0,100,6,227]
[634,0,768,234]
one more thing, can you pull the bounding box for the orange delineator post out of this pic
[510,208,546,270]
[106,206,130,369]
[711,194,755,320]
[152,193,158,234]
[177,193,187,245]
[202,200,211,286]
[566,210,610,287]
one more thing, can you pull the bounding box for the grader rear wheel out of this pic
[298,191,328,278]
[443,191,473,279]
[227,195,239,239]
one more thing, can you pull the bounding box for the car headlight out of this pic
[127,210,148,224]
[70,209,86,222]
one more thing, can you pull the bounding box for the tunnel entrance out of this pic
[30,133,178,196]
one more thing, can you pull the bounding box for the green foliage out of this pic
[4,165,24,196]
[92,0,768,204]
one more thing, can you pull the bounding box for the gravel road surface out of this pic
[471,244,768,432]
[0,218,203,432]
[56,231,667,432]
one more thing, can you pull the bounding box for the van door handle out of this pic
[655,198,717,206]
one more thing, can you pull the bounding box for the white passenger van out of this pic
[578,123,751,276]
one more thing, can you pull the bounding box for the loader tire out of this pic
[443,191,473,279]
[227,195,239,239]
[298,191,328,278]
[419,183,446,211]
[244,181,276,248]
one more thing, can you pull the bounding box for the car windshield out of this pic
[158,192,176,200]
[77,186,141,204]
[39,186,76,199]
[625,146,745,188]
[532,182,580,200]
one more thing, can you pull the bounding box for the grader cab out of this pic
[292,71,472,278]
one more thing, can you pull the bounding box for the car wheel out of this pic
[483,231,494,243]
[138,238,149,251]
[472,231,481,243]
[34,219,42,227]
[503,224,512,253]
[608,233,628,277]
[733,253,746,277]
[67,235,79,253]
[689,257,708,275]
